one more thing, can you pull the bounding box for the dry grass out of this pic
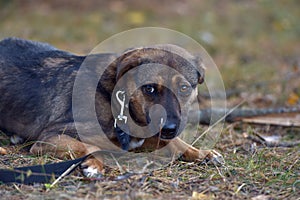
[0,124,299,199]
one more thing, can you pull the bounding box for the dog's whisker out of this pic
[155,117,164,151]
[160,117,164,127]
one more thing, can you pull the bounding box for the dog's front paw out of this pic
[80,157,104,178]
[201,150,225,166]
[82,166,103,178]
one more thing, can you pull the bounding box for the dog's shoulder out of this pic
[0,37,59,54]
[0,37,79,66]
[0,38,83,72]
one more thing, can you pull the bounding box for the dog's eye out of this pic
[180,84,190,93]
[142,85,156,94]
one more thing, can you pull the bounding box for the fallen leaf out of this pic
[192,191,209,200]
[261,135,281,143]
[251,194,272,200]
[242,113,300,127]
[287,92,299,105]
[0,147,7,155]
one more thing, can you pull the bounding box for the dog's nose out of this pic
[161,123,177,139]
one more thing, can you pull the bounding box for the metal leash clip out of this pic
[114,90,128,128]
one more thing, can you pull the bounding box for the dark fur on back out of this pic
[0,38,114,141]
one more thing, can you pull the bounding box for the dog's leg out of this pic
[171,138,224,165]
[30,134,104,177]
[141,137,224,165]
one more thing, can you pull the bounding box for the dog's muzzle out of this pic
[160,122,178,140]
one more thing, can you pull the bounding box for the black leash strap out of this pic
[0,154,89,184]
[0,150,124,184]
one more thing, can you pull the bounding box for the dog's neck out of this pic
[115,125,145,151]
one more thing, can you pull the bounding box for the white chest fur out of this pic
[128,138,145,150]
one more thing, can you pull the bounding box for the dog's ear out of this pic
[115,48,145,80]
[194,56,205,84]
[116,45,206,85]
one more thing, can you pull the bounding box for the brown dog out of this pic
[0,38,223,177]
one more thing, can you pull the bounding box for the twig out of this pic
[140,161,154,174]
[244,133,300,147]
[47,161,81,191]
[234,183,246,194]
[13,183,25,195]
[192,100,245,146]
[288,158,299,171]
[110,153,125,174]
[214,164,226,182]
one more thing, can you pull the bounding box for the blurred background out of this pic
[1,0,299,106]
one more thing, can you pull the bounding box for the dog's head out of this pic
[114,44,205,140]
